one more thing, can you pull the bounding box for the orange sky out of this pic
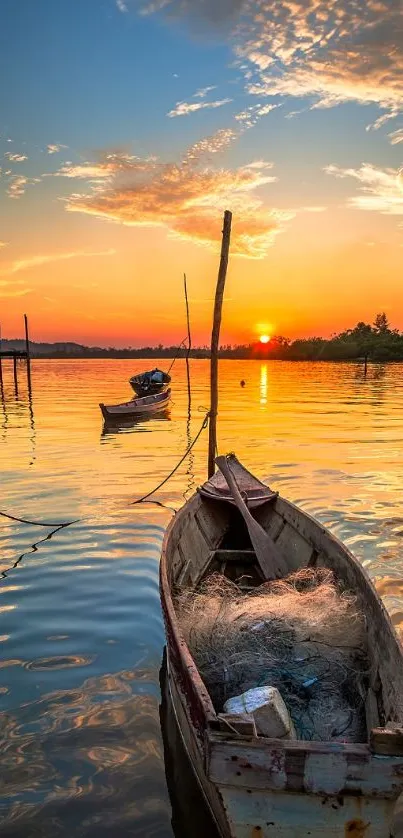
[2,208,402,347]
[1,1,402,347]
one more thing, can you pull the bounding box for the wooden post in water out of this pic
[13,354,18,396]
[24,313,32,390]
[183,273,192,410]
[0,324,3,390]
[208,210,232,479]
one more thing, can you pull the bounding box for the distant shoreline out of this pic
[2,315,403,362]
[1,348,401,363]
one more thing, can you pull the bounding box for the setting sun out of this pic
[260,335,271,344]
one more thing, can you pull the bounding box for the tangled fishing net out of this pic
[176,568,368,742]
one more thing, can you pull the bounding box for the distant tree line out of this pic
[2,314,403,362]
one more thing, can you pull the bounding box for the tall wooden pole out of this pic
[183,273,192,410]
[208,210,232,478]
[0,323,3,390]
[24,313,32,390]
[13,354,18,396]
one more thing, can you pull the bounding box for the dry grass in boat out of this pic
[176,568,368,742]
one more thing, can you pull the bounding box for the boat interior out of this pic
[165,480,403,750]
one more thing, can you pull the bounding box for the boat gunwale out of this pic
[160,492,218,730]
[100,388,171,417]
[160,482,403,756]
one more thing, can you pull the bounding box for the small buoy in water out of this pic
[240,380,246,387]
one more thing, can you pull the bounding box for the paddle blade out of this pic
[215,455,288,579]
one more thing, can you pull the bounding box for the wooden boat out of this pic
[160,454,403,838]
[159,648,221,838]
[129,368,171,396]
[99,387,171,421]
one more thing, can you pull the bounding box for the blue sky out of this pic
[0,0,402,345]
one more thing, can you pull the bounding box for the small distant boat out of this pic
[129,368,171,396]
[100,388,171,421]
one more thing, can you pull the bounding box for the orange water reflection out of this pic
[1,358,403,835]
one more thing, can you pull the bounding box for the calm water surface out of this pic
[1,359,403,836]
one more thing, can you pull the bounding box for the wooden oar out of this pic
[215,455,288,580]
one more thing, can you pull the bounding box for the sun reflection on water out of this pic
[260,363,268,405]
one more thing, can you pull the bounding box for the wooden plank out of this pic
[370,727,403,756]
[170,543,185,585]
[207,733,403,797]
[178,521,210,585]
[275,522,314,571]
[214,549,256,564]
[177,559,191,587]
[194,500,230,550]
[217,713,257,736]
[218,785,394,838]
[366,689,380,736]
[255,507,285,541]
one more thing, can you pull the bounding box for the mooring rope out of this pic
[0,411,210,529]
[131,411,210,505]
[0,511,79,528]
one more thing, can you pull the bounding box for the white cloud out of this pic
[47,144,68,154]
[325,164,403,215]
[53,163,113,180]
[7,175,41,199]
[194,85,217,98]
[168,97,232,117]
[235,102,279,129]
[389,129,403,146]
[4,152,28,163]
[144,1,403,116]
[116,0,128,10]
[366,110,399,132]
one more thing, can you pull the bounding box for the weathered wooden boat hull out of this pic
[159,648,221,838]
[100,388,171,421]
[160,463,403,838]
[164,626,402,838]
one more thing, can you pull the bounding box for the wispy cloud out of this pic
[47,143,68,154]
[0,287,32,299]
[168,97,232,117]
[116,0,128,10]
[366,110,399,132]
[235,102,279,130]
[0,248,116,277]
[63,131,286,258]
[51,153,149,183]
[194,85,217,98]
[0,242,8,249]
[325,164,403,215]
[144,1,403,116]
[389,129,403,146]
[4,152,28,162]
[299,206,327,213]
[7,175,41,199]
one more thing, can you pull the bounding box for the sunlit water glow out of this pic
[1,358,403,836]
